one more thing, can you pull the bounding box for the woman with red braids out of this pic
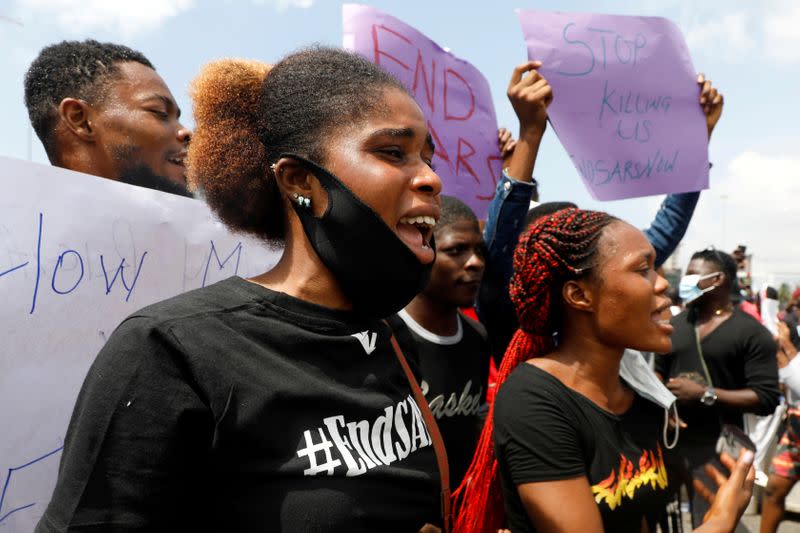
[453,208,756,533]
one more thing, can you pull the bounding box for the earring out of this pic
[270,163,278,173]
[293,193,311,209]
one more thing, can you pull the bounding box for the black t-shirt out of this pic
[36,277,440,533]
[494,364,670,533]
[389,310,490,488]
[477,262,518,366]
[654,308,780,446]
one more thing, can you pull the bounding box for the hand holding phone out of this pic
[715,424,756,460]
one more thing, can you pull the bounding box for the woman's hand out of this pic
[667,409,688,429]
[502,61,552,184]
[498,127,517,169]
[692,450,755,532]
[507,60,552,140]
[698,74,723,139]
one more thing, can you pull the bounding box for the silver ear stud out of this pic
[292,193,311,209]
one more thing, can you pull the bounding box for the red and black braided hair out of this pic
[452,207,615,533]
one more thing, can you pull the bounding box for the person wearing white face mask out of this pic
[655,248,780,528]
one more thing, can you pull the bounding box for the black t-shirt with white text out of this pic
[36,276,440,533]
[390,310,490,487]
[494,363,670,533]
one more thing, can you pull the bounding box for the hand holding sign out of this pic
[498,127,516,167]
[517,11,709,201]
[504,61,553,185]
[698,73,724,138]
[507,61,552,138]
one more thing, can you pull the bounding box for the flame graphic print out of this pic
[591,443,668,510]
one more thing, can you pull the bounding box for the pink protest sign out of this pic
[517,11,709,201]
[343,4,502,218]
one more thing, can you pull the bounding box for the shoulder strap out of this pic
[386,314,422,369]
[385,325,451,532]
[694,327,715,387]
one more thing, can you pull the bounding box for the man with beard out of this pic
[24,39,192,196]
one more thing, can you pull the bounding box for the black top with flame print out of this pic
[494,363,670,533]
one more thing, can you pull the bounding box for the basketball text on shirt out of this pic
[421,379,483,419]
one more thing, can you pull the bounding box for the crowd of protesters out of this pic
[22,37,797,533]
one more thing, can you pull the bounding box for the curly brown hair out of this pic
[187,59,279,241]
[187,47,409,242]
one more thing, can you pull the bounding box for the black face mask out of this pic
[284,154,433,319]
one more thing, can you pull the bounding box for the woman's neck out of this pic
[248,225,352,310]
[404,293,460,336]
[538,331,631,414]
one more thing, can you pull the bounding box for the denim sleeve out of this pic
[642,191,701,268]
[482,171,536,287]
[477,172,535,361]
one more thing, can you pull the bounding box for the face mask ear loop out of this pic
[663,402,680,450]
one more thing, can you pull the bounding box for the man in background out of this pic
[24,39,192,196]
[656,248,780,527]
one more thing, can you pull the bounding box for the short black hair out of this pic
[691,248,738,290]
[436,195,478,234]
[24,39,154,159]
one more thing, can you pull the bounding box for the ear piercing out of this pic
[270,163,278,173]
[292,192,311,209]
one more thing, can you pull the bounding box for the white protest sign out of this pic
[0,157,279,531]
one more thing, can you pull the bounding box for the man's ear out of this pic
[58,98,95,142]
[562,279,596,313]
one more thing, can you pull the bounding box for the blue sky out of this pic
[1,0,798,285]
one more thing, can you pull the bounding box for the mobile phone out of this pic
[715,424,756,459]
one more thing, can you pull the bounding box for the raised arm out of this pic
[643,75,724,267]
[478,62,551,359]
[483,61,551,258]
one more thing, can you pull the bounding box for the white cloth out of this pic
[780,354,800,398]
[762,298,780,335]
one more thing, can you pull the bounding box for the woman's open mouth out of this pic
[396,215,437,264]
[651,302,674,335]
